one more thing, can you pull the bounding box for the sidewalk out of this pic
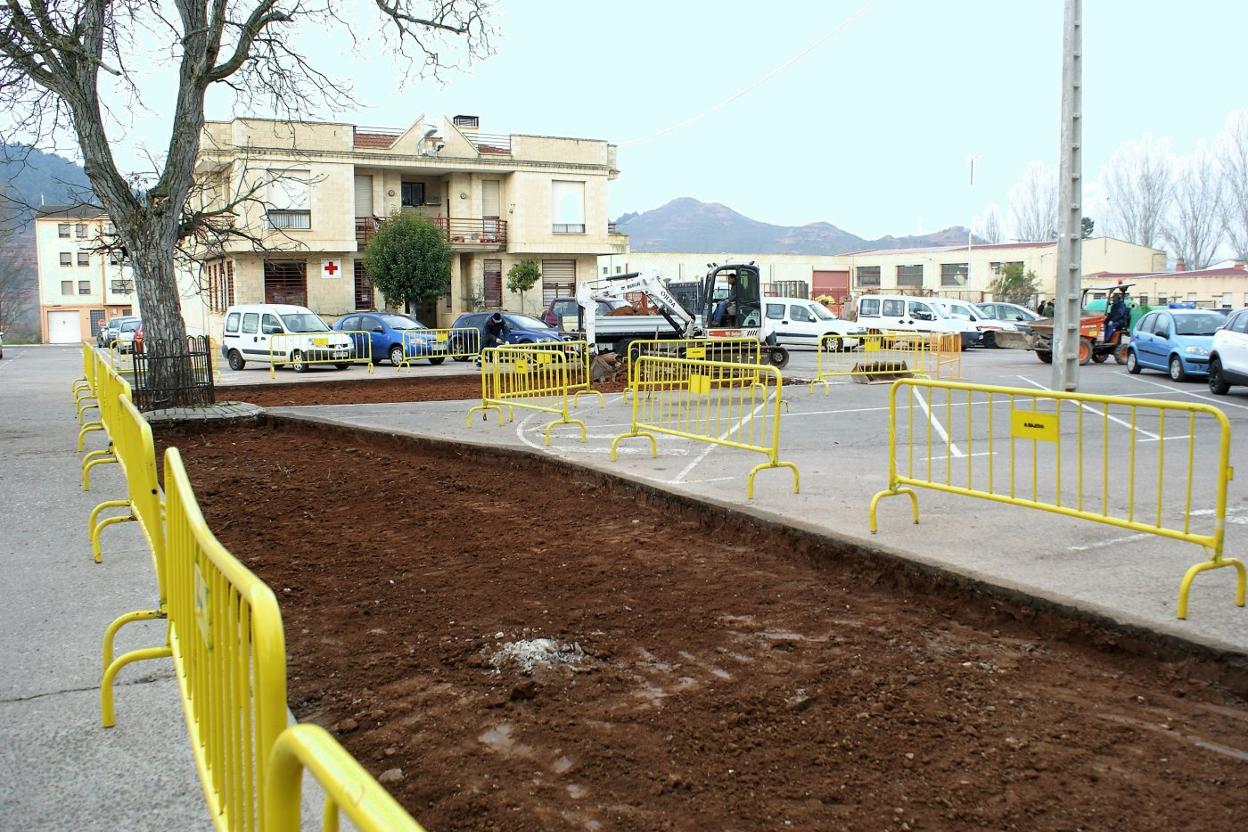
[0,346,210,830]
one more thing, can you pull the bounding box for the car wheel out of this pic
[453,355,471,362]
[826,337,842,353]
[291,350,307,373]
[1092,353,1108,363]
[983,332,997,349]
[428,356,446,365]
[1209,358,1231,395]
[335,363,350,370]
[1078,337,1092,366]
[1168,354,1186,382]
[769,346,789,368]
[1126,349,1141,374]
[389,344,405,366]
[1114,345,1129,365]
[227,350,246,371]
[1037,350,1053,364]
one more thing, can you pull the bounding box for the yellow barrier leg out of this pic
[102,609,166,670]
[1176,557,1247,620]
[868,487,920,533]
[101,644,173,728]
[609,432,657,461]
[89,508,135,564]
[572,389,605,409]
[82,452,117,490]
[76,421,103,451]
[466,403,507,426]
[543,417,588,446]
[745,461,802,499]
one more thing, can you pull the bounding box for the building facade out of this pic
[1086,263,1248,309]
[34,207,138,344]
[192,115,628,329]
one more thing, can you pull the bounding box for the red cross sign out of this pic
[321,259,340,278]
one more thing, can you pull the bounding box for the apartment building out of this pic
[34,206,138,343]
[192,114,628,328]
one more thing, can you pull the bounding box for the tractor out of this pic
[1025,283,1133,366]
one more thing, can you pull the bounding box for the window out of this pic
[263,260,307,305]
[241,313,259,334]
[59,252,72,266]
[225,312,241,334]
[78,280,90,295]
[1221,292,1234,308]
[77,252,90,267]
[483,259,502,308]
[110,280,132,294]
[57,223,70,238]
[1234,313,1248,334]
[108,252,121,266]
[856,266,880,287]
[75,223,87,238]
[896,265,923,288]
[1138,314,1156,334]
[1158,295,1168,305]
[339,316,359,332]
[766,303,785,320]
[266,169,311,229]
[859,298,880,316]
[261,313,282,334]
[60,280,73,294]
[551,180,585,234]
[89,309,106,336]
[881,299,905,317]
[1154,315,1172,337]
[789,304,814,322]
[353,261,374,310]
[602,266,609,275]
[541,259,576,304]
[908,301,933,319]
[1137,295,1148,308]
[400,181,425,207]
[941,263,968,287]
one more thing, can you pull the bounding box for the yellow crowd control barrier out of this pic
[73,341,97,416]
[265,724,426,832]
[625,337,762,394]
[510,340,604,407]
[869,378,1245,620]
[81,358,132,489]
[467,346,588,445]
[162,446,290,829]
[398,326,481,368]
[611,355,799,498]
[268,331,373,377]
[810,330,962,391]
[76,346,106,434]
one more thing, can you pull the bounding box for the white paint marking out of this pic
[1066,507,1248,551]
[672,396,773,484]
[1015,375,1160,440]
[910,386,964,458]
[1122,373,1248,412]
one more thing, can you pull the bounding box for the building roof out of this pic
[1088,264,1248,282]
[839,240,1056,257]
[34,204,105,219]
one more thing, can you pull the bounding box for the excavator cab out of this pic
[702,263,788,366]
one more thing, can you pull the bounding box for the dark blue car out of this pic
[332,312,447,366]
[449,312,566,359]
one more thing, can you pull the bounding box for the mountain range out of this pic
[614,197,977,255]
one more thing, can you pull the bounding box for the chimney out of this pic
[452,114,479,134]
[1174,258,1186,272]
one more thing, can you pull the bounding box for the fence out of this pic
[466,346,588,446]
[73,341,98,419]
[625,338,762,395]
[81,356,131,489]
[132,336,216,411]
[509,340,603,407]
[610,355,800,498]
[268,331,373,377]
[810,331,961,390]
[398,326,481,368]
[868,378,1246,619]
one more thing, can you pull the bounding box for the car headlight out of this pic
[1184,345,1209,356]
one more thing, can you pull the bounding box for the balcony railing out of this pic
[467,133,511,155]
[355,216,506,249]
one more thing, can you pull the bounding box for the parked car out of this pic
[1207,307,1248,394]
[542,297,632,331]
[854,295,980,349]
[1126,306,1226,381]
[332,311,447,366]
[763,296,865,350]
[221,303,353,372]
[976,302,1042,324]
[98,315,139,349]
[450,311,566,358]
[113,318,143,353]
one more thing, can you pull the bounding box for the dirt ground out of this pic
[161,421,1248,832]
[222,373,627,408]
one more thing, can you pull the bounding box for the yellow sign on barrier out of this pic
[611,355,800,499]
[810,330,961,391]
[269,330,372,377]
[625,337,762,395]
[398,326,482,368]
[467,346,588,445]
[868,378,1246,620]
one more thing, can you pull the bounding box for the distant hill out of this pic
[614,197,977,254]
[1,144,93,228]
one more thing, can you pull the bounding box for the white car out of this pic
[764,296,866,350]
[854,294,979,349]
[977,302,1042,324]
[1208,307,1248,395]
[221,303,354,372]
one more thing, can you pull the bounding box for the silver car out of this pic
[99,316,140,349]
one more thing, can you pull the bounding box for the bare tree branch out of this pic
[1101,136,1172,249]
[1008,162,1057,242]
[1217,110,1248,262]
[1164,149,1224,270]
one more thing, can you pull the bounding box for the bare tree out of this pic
[1008,162,1057,242]
[1218,110,1248,262]
[975,204,1002,244]
[0,1,493,351]
[0,250,34,336]
[1101,136,1173,249]
[1164,150,1224,270]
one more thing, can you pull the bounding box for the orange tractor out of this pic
[1025,284,1132,366]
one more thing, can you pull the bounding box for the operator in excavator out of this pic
[711,273,739,326]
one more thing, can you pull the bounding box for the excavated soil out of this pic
[221,373,625,408]
[160,421,1248,832]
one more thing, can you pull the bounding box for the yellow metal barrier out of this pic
[76,346,105,432]
[162,446,289,830]
[810,330,966,390]
[265,724,427,832]
[466,346,587,445]
[510,340,604,407]
[625,337,762,394]
[73,341,96,411]
[81,356,132,487]
[398,326,481,368]
[869,378,1246,620]
[610,355,800,498]
[933,332,963,380]
[268,331,372,378]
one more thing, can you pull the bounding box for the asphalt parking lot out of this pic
[270,346,1248,654]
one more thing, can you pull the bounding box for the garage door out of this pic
[47,310,81,344]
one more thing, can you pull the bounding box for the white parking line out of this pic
[1068,508,1248,551]
[1015,375,1160,440]
[911,386,964,458]
[1122,373,1248,412]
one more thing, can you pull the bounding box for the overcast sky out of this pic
[51,0,1248,239]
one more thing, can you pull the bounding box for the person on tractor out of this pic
[1104,293,1129,343]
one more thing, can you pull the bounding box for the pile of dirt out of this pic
[162,421,1248,832]
[221,373,625,408]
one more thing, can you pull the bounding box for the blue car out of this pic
[449,312,566,359]
[332,311,447,366]
[1126,306,1227,381]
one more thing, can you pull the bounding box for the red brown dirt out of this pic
[221,374,625,408]
[159,421,1248,832]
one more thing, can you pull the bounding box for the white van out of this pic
[854,294,979,349]
[221,304,354,372]
[763,297,866,350]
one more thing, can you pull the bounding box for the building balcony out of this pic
[355,215,507,251]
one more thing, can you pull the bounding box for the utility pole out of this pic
[1053,0,1083,391]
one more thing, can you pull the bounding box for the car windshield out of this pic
[504,314,553,331]
[942,303,974,319]
[280,313,330,333]
[1174,313,1225,336]
[809,303,835,321]
[380,314,425,330]
[120,320,140,332]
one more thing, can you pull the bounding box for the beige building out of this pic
[597,251,854,300]
[34,207,138,343]
[192,114,628,328]
[1086,263,1248,309]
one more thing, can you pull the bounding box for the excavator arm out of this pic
[577,270,698,350]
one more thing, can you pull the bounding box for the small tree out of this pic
[363,215,452,313]
[506,260,541,313]
[1081,216,1095,239]
[989,263,1039,305]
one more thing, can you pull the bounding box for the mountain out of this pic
[1,144,94,227]
[614,197,977,254]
